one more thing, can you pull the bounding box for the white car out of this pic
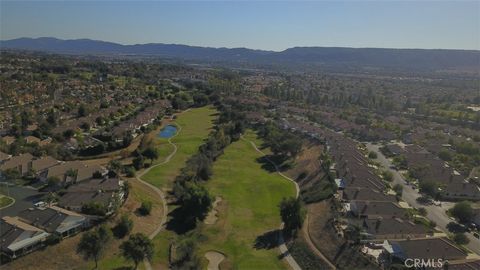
[34,201,47,208]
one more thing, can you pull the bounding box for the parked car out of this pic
[34,201,47,208]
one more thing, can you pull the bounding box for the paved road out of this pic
[0,185,44,218]
[366,143,480,255]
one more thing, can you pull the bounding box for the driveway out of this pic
[0,185,45,218]
[365,143,480,255]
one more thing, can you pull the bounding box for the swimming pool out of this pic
[158,125,177,138]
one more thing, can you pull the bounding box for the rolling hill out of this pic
[1,37,479,72]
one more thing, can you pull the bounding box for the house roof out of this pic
[66,177,120,193]
[447,259,480,270]
[342,188,396,202]
[1,136,15,145]
[46,161,84,179]
[0,151,11,162]
[18,206,85,234]
[388,238,467,261]
[25,136,41,144]
[363,217,429,237]
[31,156,59,172]
[0,153,33,174]
[0,216,49,253]
[58,191,114,209]
[352,201,407,218]
[444,181,480,197]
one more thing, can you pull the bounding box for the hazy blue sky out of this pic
[1,1,479,51]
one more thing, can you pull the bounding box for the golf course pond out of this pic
[158,125,177,138]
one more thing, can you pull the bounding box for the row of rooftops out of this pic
[0,206,87,257]
[0,152,106,184]
[278,117,477,266]
[0,176,123,259]
[385,143,480,200]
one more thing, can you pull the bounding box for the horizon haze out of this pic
[1,1,479,51]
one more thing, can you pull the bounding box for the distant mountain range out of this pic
[1,37,479,72]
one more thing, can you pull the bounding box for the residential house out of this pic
[18,206,87,238]
[58,177,123,214]
[0,216,50,259]
[0,151,11,163]
[43,161,106,184]
[442,181,480,201]
[58,191,117,213]
[361,217,431,240]
[350,201,408,219]
[25,136,41,145]
[383,237,467,263]
[31,156,59,179]
[1,136,15,145]
[0,153,34,176]
[340,187,397,202]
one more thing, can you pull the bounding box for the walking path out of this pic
[240,136,317,270]
[136,116,185,270]
[302,214,337,269]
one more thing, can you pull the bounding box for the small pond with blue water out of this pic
[158,125,177,138]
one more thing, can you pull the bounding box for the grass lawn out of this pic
[0,195,14,208]
[197,130,296,269]
[141,106,217,189]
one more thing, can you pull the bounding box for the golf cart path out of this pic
[242,136,335,270]
[136,111,188,270]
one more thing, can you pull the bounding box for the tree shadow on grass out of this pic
[256,155,291,173]
[253,229,281,250]
[166,206,197,234]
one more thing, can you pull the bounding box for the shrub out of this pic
[81,202,108,216]
[368,151,378,159]
[113,214,134,238]
[124,166,136,177]
[138,201,152,216]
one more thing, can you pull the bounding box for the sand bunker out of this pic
[204,197,222,225]
[205,251,226,270]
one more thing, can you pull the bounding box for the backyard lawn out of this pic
[197,130,296,269]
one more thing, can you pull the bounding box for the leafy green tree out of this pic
[120,233,154,270]
[451,201,474,223]
[279,197,306,237]
[142,147,159,163]
[173,181,212,226]
[77,225,111,269]
[132,155,145,170]
[368,151,378,159]
[108,160,123,174]
[453,233,470,245]
[419,181,438,197]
